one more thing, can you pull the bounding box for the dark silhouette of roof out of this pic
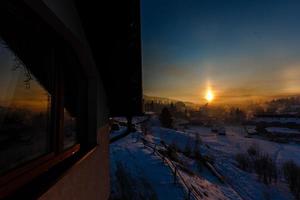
[75,0,143,117]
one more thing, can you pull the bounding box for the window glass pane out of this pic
[0,38,51,174]
[63,108,76,149]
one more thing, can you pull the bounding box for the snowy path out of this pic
[110,134,185,200]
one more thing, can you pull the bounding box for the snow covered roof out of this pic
[254,114,300,124]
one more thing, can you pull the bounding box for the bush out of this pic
[194,150,202,160]
[166,142,179,162]
[169,142,179,152]
[236,146,278,185]
[247,144,260,158]
[255,124,267,134]
[159,107,173,128]
[235,153,251,171]
[282,160,300,200]
[183,141,192,157]
[194,134,202,149]
[253,154,277,184]
[196,159,203,172]
[160,140,166,147]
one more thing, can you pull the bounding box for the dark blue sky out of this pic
[141,0,300,104]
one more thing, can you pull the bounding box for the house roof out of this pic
[74,0,143,117]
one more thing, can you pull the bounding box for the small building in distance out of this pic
[253,114,300,127]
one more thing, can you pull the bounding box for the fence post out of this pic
[173,166,177,184]
[142,138,146,148]
[152,144,156,154]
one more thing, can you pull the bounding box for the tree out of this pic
[159,107,173,128]
[254,154,277,184]
[169,102,176,114]
[283,160,300,200]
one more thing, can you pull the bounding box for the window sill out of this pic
[0,144,80,199]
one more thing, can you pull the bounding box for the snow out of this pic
[110,128,239,199]
[266,127,300,135]
[254,117,300,124]
[110,133,185,200]
[245,125,257,134]
[112,116,148,124]
[184,125,299,200]
[109,125,127,140]
[149,122,298,199]
[143,128,246,199]
[189,126,300,166]
[110,115,300,200]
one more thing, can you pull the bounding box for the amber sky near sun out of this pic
[141,0,300,105]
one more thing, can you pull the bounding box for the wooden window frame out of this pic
[0,1,86,198]
[0,57,82,198]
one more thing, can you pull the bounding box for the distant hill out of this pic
[143,95,199,109]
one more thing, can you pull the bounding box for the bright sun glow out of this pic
[205,89,214,102]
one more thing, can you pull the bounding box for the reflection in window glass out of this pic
[0,38,51,174]
[63,108,76,149]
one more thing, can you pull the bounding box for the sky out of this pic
[141,0,300,105]
[0,40,49,112]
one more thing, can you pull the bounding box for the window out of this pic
[0,1,88,197]
[0,38,51,174]
[63,108,77,150]
[0,32,81,198]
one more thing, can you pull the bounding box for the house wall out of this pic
[39,125,110,200]
[23,1,110,199]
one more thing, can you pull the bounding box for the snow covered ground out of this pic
[254,117,300,124]
[109,125,127,140]
[110,133,185,200]
[110,115,300,200]
[186,126,300,167]
[266,127,300,135]
[150,116,300,199]
[110,131,243,200]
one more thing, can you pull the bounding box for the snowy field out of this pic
[185,125,300,167]
[110,130,241,200]
[110,116,300,200]
[266,127,300,135]
[254,117,300,124]
[154,120,299,199]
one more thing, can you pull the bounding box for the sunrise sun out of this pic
[205,89,214,102]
